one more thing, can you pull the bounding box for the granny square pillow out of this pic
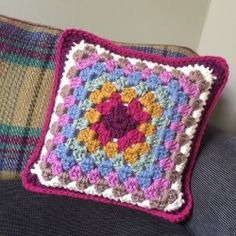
[22,29,228,223]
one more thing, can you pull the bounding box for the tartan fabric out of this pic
[0,15,197,180]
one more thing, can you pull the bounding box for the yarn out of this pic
[20,28,228,223]
[1,15,201,181]
[35,39,212,208]
[35,37,212,209]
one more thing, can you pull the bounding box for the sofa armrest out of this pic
[185,125,236,236]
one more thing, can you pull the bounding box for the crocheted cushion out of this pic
[22,29,228,223]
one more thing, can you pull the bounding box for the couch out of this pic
[0,15,235,236]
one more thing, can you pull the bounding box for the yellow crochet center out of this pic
[121,87,137,103]
[101,81,117,98]
[104,141,118,158]
[77,128,100,153]
[140,91,156,107]
[89,90,105,104]
[123,148,139,165]
[123,142,150,164]
[77,128,96,142]
[84,109,101,123]
[137,142,150,155]
[86,139,100,153]
[138,123,156,136]
[145,103,163,118]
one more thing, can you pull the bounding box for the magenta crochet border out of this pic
[22,29,229,223]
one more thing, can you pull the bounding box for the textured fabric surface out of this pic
[1,14,234,235]
[185,126,236,236]
[0,15,197,180]
[0,180,190,236]
[0,15,60,179]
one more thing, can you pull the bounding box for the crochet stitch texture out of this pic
[0,15,197,180]
[22,29,228,223]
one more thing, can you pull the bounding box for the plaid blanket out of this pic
[0,15,197,180]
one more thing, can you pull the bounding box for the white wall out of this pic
[0,0,210,50]
[197,0,236,134]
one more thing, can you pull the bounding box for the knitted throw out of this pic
[22,29,228,222]
[0,15,196,180]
